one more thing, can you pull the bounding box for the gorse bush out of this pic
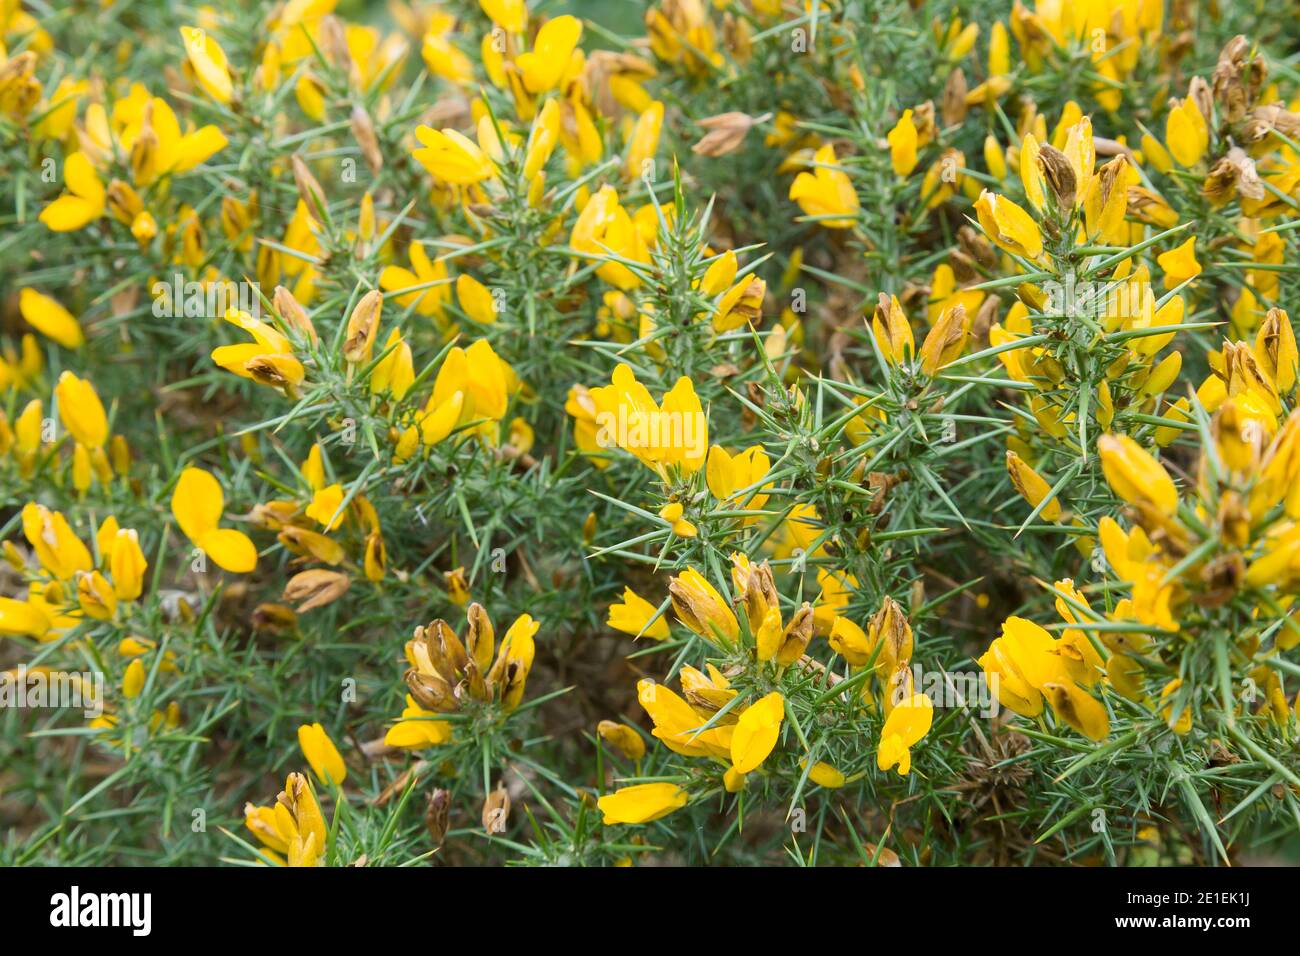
[2,0,1300,868]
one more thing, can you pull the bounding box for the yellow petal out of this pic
[730,691,784,773]
[197,528,258,573]
[171,467,224,542]
[19,289,83,348]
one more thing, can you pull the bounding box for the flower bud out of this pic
[343,290,383,365]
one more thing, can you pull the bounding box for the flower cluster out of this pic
[5,0,1300,870]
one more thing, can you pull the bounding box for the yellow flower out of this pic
[40,152,105,232]
[1160,679,1193,734]
[597,782,688,825]
[412,126,495,185]
[977,617,1055,717]
[788,145,859,229]
[456,273,498,325]
[370,328,414,399]
[712,276,765,332]
[871,293,914,366]
[587,364,708,475]
[597,720,647,760]
[123,658,145,698]
[705,444,771,510]
[0,336,41,392]
[699,250,737,297]
[984,133,1007,180]
[445,567,471,605]
[210,309,304,395]
[886,108,919,177]
[1042,681,1110,741]
[244,772,327,866]
[54,371,107,448]
[828,615,873,666]
[806,760,846,788]
[342,290,383,365]
[754,607,782,662]
[624,101,664,180]
[974,190,1042,259]
[18,289,83,349]
[658,501,697,537]
[877,692,933,775]
[109,529,147,601]
[0,596,52,638]
[605,587,670,639]
[1156,236,1201,290]
[22,503,91,580]
[496,615,541,709]
[480,0,527,33]
[668,567,740,646]
[1097,434,1178,516]
[298,722,347,785]
[1006,449,1063,521]
[731,691,784,773]
[421,339,514,446]
[34,76,86,141]
[170,467,258,573]
[523,97,561,180]
[305,484,346,531]
[517,15,582,94]
[1140,132,1173,174]
[384,695,454,748]
[1166,97,1208,168]
[637,677,733,759]
[919,303,970,375]
[422,32,474,86]
[378,242,450,322]
[179,26,233,104]
[568,185,649,289]
[109,91,229,186]
[1256,308,1298,395]
[988,20,1010,75]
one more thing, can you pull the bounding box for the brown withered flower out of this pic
[1036,143,1077,212]
[342,289,383,364]
[691,111,768,157]
[481,782,511,834]
[282,569,351,613]
[350,104,384,175]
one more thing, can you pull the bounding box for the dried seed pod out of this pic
[425,788,451,846]
[868,596,914,676]
[291,154,328,224]
[482,782,511,834]
[941,68,968,126]
[274,285,317,344]
[351,104,383,174]
[405,667,455,712]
